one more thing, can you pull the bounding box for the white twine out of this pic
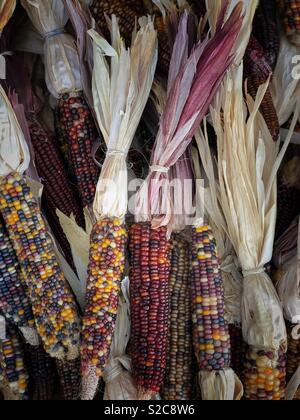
[242,267,266,278]
[107,149,127,157]
[150,165,170,174]
[43,28,66,40]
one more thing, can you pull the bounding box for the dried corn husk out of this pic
[209,63,299,351]
[103,278,137,400]
[0,0,16,33]
[21,0,82,98]
[89,17,158,220]
[136,4,243,227]
[270,33,300,126]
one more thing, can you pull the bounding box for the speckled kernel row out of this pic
[81,218,127,377]
[0,173,80,360]
[129,223,170,397]
[57,92,99,207]
[191,225,231,371]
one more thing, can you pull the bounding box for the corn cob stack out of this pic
[21,0,99,209]
[278,0,300,45]
[24,344,56,401]
[0,172,81,361]
[0,323,30,400]
[0,217,39,345]
[129,223,170,399]
[162,234,193,400]
[80,18,157,400]
[191,225,242,400]
[28,117,85,265]
[253,0,280,71]
[244,35,280,141]
[56,358,80,400]
[243,348,286,400]
[286,324,300,400]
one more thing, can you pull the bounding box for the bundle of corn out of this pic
[162,234,193,400]
[252,0,280,71]
[273,218,300,399]
[278,0,300,46]
[0,323,30,400]
[21,0,99,208]
[0,217,39,345]
[244,36,280,141]
[0,85,81,361]
[24,344,56,401]
[131,3,243,399]
[0,0,16,33]
[209,59,300,399]
[56,358,80,400]
[80,18,158,400]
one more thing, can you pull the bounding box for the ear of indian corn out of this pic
[56,358,81,400]
[24,343,56,401]
[0,322,29,400]
[0,216,38,345]
[28,117,85,265]
[56,92,99,208]
[243,348,286,400]
[0,172,81,360]
[278,0,300,45]
[191,225,243,400]
[162,234,193,400]
[129,223,170,399]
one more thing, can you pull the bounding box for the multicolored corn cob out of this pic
[28,117,85,265]
[56,92,99,208]
[244,36,280,141]
[0,217,37,342]
[278,0,300,45]
[0,324,29,400]
[286,324,300,400]
[162,235,193,400]
[191,226,231,372]
[54,107,69,164]
[129,223,170,399]
[253,0,280,71]
[243,348,286,400]
[24,344,56,401]
[0,173,80,360]
[81,218,127,380]
[56,358,80,400]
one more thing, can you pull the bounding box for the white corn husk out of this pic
[274,218,300,326]
[89,17,157,220]
[210,63,300,351]
[103,278,138,400]
[21,0,82,98]
[199,370,243,401]
[0,86,30,177]
[270,33,300,126]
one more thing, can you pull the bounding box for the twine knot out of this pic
[150,165,169,174]
[44,28,66,40]
[107,149,126,157]
[242,267,265,278]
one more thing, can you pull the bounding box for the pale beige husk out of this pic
[209,63,300,350]
[103,278,138,400]
[270,32,300,126]
[199,370,243,401]
[0,85,30,177]
[89,17,157,220]
[21,0,82,98]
